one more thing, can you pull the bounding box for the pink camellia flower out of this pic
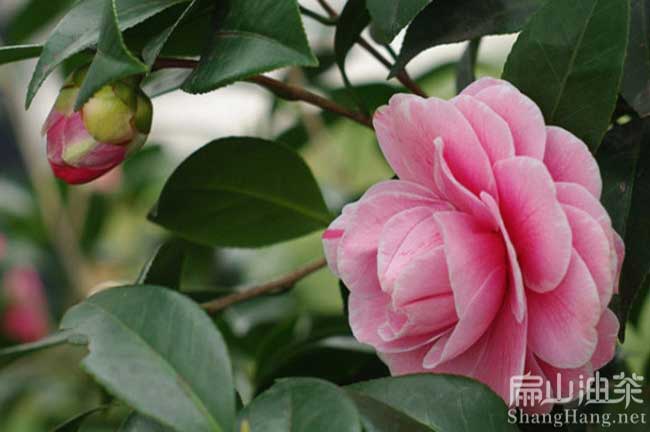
[2,266,50,342]
[322,77,624,409]
[42,66,153,184]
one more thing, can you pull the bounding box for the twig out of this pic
[201,257,327,314]
[315,0,426,97]
[300,5,337,26]
[247,75,372,127]
[152,58,373,128]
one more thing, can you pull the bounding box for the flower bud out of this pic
[42,66,153,184]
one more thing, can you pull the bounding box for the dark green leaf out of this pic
[52,406,107,432]
[597,118,650,333]
[26,0,189,108]
[75,0,148,109]
[143,69,192,97]
[348,375,517,432]
[182,0,317,93]
[137,238,213,291]
[502,0,630,151]
[334,0,370,111]
[621,0,650,116]
[60,285,235,432]
[142,0,199,66]
[455,39,480,93]
[392,0,543,75]
[150,137,331,247]
[0,330,73,361]
[275,121,311,150]
[346,391,433,432]
[0,44,42,65]
[238,378,362,432]
[366,0,430,44]
[6,0,75,44]
[120,413,175,431]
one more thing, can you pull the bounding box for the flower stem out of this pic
[201,257,327,314]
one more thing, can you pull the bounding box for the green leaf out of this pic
[26,0,189,108]
[143,69,192,97]
[74,0,148,110]
[150,137,331,247]
[366,0,430,44]
[392,0,543,75]
[52,406,107,432]
[120,413,175,431]
[621,0,650,116]
[60,285,235,432]
[0,330,74,361]
[348,375,517,432]
[137,238,213,290]
[237,378,362,432]
[142,0,199,67]
[5,0,75,44]
[597,119,650,333]
[334,0,370,111]
[346,391,433,432]
[0,44,42,65]
[455,39,480,94]
[181,0,317,93]
[502,0,630,151]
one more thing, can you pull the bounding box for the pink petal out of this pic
[322,204,356,277]
[452,95,515,164]
[349,292,446,352]
[613,232,625,294]
[563,205,613,310]
[474,85,546,160]
[338,181,444,297]
[481,192,526,321]
[527,252,600,368]
[522,352,555,414]
[537,357,593,404]
[422,265,505,367]
[392,246,451,307]
[374,95,495,195]
[377,207,442,293]
[432,139,494,227]
[434,211,506,317]
[431,302,528,403]
[543,126,602,198]
[63,113,126,168]
[379,344,432,375]
[379,293,457,341]
[494,157,572,293]
[460,77,511,97]
[590,308,619,370]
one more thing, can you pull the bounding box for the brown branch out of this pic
[247,75,372,128]
[315,0,427,97]
[152,58,373,128]
[201,257,328,314]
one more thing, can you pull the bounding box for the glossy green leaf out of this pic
[142,0,199,66]
[26,0,189,108]
[237,378,362,432]
[74,0,148,109]
[392,0,543,75]
[5,0,75,44]
[621,0,650,116]
[150,137,331,247]
[503,0,629,151]
[455,39,480,93]
[120,413,175,431]
[52,406,107,432]
[60,285,235,432]
[597,119,650,333]
[346,391,433,432]
[348,375,517,432]
[334,0,370,111]
[182,0,317,93]
[0,44,42,65]
[0,330,74,361]
[366,0,430,44]
[143,69,192,97]
[137,238,213,291]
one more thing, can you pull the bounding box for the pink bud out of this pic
[43,68,153,185]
